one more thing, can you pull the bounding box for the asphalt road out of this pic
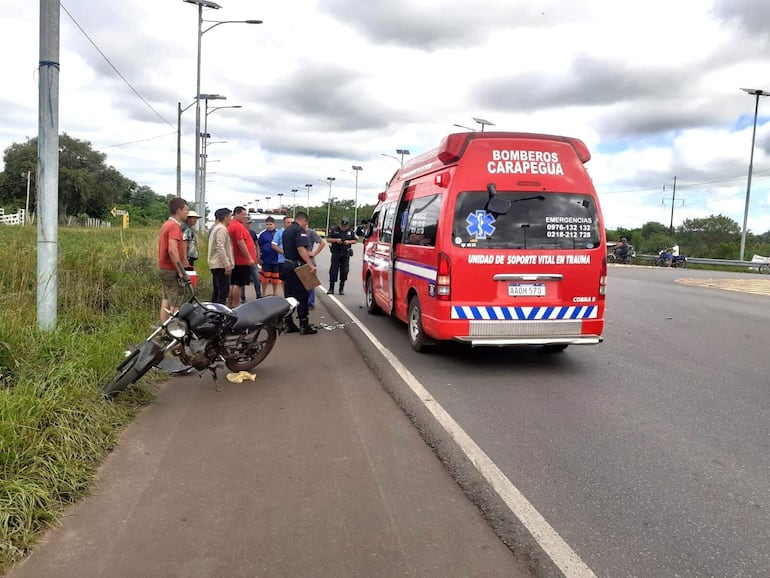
[319,250,770,578]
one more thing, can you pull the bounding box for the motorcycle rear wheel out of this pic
[224,326,277,372]
[103,342,161,398]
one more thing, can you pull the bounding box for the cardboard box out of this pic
[293,264,321,290]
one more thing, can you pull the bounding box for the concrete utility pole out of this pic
[37,0,60,331]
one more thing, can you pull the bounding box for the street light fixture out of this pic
[183,0,261,218]
[472,117,495,132]
[291,189,298,217]
[351,165,363,230]
[739,87,769,262]
[277,192,284,213]
[265,196,271,212]
[325,177,336,235]
[382,149,410,167]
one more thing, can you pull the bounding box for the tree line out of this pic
[607,216,770,259]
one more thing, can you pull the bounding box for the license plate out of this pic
[508,283,546,297]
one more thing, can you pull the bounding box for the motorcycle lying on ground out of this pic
[103,273,297,398]
[652,250,687,268]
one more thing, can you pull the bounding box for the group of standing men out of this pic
[158,197,353,338]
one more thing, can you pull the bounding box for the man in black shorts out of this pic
[280,212,317,335]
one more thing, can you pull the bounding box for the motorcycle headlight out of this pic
[166,318,189,339]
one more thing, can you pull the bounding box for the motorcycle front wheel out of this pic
[103,341,162,398]
[224,326,277,372]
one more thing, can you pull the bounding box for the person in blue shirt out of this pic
[257,217,282,297]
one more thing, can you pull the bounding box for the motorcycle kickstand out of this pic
[208,365,222,392]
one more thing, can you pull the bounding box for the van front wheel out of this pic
[408,296,433,352]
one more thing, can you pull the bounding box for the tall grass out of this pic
[0,225,209,571]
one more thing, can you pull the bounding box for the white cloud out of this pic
[1,0,769,233]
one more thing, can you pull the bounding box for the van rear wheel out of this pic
[365,275,381,315]
[408,296,433,352]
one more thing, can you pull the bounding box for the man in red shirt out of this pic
[228,206,259,307]
[158,197,189,322]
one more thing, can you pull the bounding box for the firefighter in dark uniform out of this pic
[327,216,357,295]
[280,211,317,335]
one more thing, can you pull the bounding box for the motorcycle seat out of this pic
[231,296,291,332]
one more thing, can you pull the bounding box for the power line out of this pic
[99,131,177,149]
[601,167,770,196]
[60,3,175,129]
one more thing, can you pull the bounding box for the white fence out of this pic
[0,209,25,225]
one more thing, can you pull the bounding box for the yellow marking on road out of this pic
[676,277,770,296]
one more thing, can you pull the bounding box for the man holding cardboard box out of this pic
[280,212,319,335]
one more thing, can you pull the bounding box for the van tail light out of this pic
[599,256,607,296]
[437,252,451,300]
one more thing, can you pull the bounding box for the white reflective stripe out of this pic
[492,306,504,320]
[564,306,575,318]
[394,260,438,281]
[479,307,491,320]
[520,307,532,320]
[548,308,561,319]
[462,306,473,319]
[534,307,547,320]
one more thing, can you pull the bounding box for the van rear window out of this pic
[451,191,601,250]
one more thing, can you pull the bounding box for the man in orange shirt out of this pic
[228,206,259,307]
[158,197,189,322]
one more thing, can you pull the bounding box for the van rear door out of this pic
[448,190,602,309]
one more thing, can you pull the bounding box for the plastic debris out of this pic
[315,322,346,331]
[226,371,257,383]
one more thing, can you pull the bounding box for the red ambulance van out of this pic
[361,131,607,352]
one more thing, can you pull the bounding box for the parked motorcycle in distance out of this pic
[652,249,687,268]
[103,276,296,398]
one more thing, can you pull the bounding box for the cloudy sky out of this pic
[2,0,770,233]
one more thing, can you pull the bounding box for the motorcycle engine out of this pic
[180,338,218,370]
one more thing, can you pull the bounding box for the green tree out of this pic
[0,138,37,210]
[0,133,157,220]
[677,214,740,258]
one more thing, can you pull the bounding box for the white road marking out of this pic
[327,293,597,578]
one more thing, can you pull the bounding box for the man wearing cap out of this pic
[181,209,201,269]
[327,215,357,295]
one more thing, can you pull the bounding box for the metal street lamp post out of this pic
[351,165,362,230]
[265,196,271,212]
[304,183,313,212]
[325,177,335,235]
[277,192,284,213]
[183,0,261,216]
[198,94,226,221]
[739,88,768,262]
[291,189,298,217]
[177,99,195,196]
[201,103,240,221]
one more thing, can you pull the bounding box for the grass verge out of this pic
[0,225,209,572]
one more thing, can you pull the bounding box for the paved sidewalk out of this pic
[6,299,531,578]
